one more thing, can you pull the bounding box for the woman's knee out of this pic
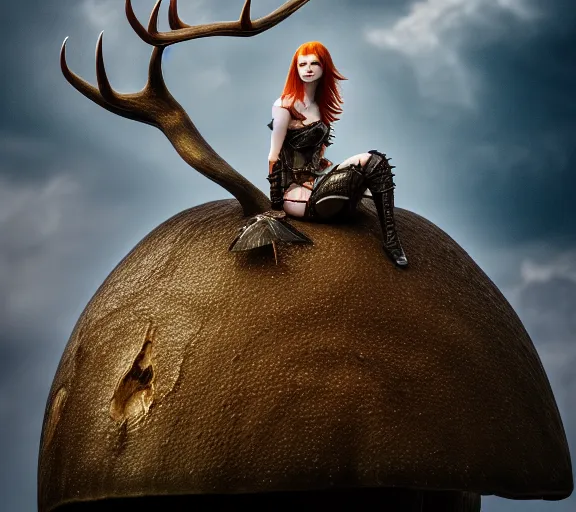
[358,152,372,166]
[340,152,372,168]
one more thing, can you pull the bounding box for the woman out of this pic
[232,41,407,267]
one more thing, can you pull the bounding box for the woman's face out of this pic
[297,54,323,83]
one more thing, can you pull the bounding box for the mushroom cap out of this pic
[38,200,573,511]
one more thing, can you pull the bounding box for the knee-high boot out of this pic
[363,150,408,267]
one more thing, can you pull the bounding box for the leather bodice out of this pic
[268,119,334,189]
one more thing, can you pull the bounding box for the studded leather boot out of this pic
[363,150,408,267]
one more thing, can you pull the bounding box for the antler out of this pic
[60,0,310,216]
[126,0,311,47]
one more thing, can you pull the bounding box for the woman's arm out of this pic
[268,100,291,173]
[267,99,291,210]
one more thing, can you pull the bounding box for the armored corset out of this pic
[268,119,334,191]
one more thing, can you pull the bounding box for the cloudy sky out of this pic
[1,0,574,509]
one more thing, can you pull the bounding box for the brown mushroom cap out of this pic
[38,200,573,511]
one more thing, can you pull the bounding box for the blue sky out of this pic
[1,0,574,510]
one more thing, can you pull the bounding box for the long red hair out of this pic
[281,41,347,125]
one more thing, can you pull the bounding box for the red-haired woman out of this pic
[233,41,407,267]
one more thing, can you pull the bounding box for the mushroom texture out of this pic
[39,200,573,511]
[39,1,573,511]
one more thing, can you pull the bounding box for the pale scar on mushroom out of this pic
[109,322,156,424]
[43,386,68,448]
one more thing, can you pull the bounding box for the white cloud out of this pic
[80,0,123,30]
[195,66,231,90]
[485,244,576,307]
[520,250,576,284]
[493,246,576,441]
[80,0,213,33]
[0,174,80,316]
[0,171,130,340]
[365,0,540,107]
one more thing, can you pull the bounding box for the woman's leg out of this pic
[307,150,408,267]
[307,153,371,218]
[283,183,312,217]
[362,150,408,266]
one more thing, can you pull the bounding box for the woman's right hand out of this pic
[269,160,277,175]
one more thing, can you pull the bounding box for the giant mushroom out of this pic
[39,1,573,510]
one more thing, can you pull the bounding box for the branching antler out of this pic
[61,0,311,216]
[126,0,310,47]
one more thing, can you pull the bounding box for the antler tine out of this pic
[125,0,158,45]
[147,0,163,35]
[129,0,311,47]
[239,0,253,30]
[60,37,137,120]
[168,0,186,30]
[95,32,124,107]
[146,46,168,93]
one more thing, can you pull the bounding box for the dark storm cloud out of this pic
[446,2,576,245]
[520,277,576,343]
[360,0,576,247]
[483,257,576,511]
[519,275,576,421]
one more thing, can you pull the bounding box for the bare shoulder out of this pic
[271,97,291,128]
[273,96,293,109]
[271,106,290,129]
